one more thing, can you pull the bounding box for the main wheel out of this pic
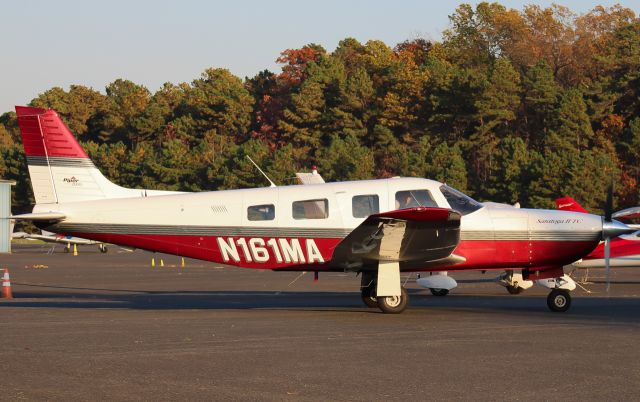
[377,286,409,314]
[506,285,524,295]
[547,289,571,312]
[99,245,108,253]
[361,284,378,308]
[430,288,449,296]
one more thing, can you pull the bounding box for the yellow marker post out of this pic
[151,257,155,268]
[160,259,164,267]
[181,257,185,269]
[73,244,78,256]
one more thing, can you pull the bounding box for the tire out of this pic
[547,289,571,312]
[377,286,409,314]
[506,285,524,295]
[361,284,378,308]
[100,245,108,254]
[430,288,449,297]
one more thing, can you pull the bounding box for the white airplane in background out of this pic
[7,106,635,314]
[556,197,640,269]
[11,228,108,253]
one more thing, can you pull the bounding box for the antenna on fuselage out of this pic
[246,156,277,187]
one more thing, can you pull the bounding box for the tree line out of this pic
[1,2,639,214]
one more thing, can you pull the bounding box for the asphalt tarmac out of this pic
[1,243,639,401]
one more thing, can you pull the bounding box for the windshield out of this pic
[439,185,483,215]
[395,190,438,209]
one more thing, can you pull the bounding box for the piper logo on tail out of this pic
[217,237,324,264]
[63,176,81,186]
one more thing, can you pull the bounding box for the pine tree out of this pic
[426,143,468,193]
[523,60,559,147]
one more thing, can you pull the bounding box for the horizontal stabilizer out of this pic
[10,212,66,221]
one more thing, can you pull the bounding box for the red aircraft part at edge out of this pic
[555,197,588,213]
[584,237,640,259]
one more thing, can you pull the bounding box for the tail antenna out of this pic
[246,156,277,187]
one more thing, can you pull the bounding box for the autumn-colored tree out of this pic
[276,44,326,87]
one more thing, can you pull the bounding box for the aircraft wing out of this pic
[10,212,66,221]
[331,207,462,270]
[20,233,99,245]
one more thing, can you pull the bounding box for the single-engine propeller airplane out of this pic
[7,106,636,313]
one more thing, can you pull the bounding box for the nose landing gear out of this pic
[547,289,571,312]
[536,275,576,312]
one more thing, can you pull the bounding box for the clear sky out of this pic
[1,0,638,113]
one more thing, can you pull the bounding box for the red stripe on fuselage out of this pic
[448,239,599,270]
[70,232,342,270]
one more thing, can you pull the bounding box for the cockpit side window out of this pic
[439,185,482,215]
[352,195,379,218]
[395,190,438,210]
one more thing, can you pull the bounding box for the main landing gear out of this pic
[99,244,108,253]
[360,268,409,314]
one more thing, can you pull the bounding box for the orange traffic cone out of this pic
[2,269,13,299]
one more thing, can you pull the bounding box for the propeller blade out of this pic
[604,183,613,222]
[604,236,611,293]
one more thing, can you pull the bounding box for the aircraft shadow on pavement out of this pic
[2,283,640,323]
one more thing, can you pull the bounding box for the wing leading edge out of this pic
[331,207,462,270]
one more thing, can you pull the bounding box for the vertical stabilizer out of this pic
[15,106,181,204]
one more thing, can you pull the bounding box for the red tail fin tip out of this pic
[15,106,88,158]
[555,197,588,213]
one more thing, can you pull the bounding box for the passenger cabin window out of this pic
[292,199,329,220]
[439,185,482,215]
[247,204,275,221]
[352,195,379,218]
[395,190,438,209]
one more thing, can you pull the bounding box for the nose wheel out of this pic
[547,289,571,312]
